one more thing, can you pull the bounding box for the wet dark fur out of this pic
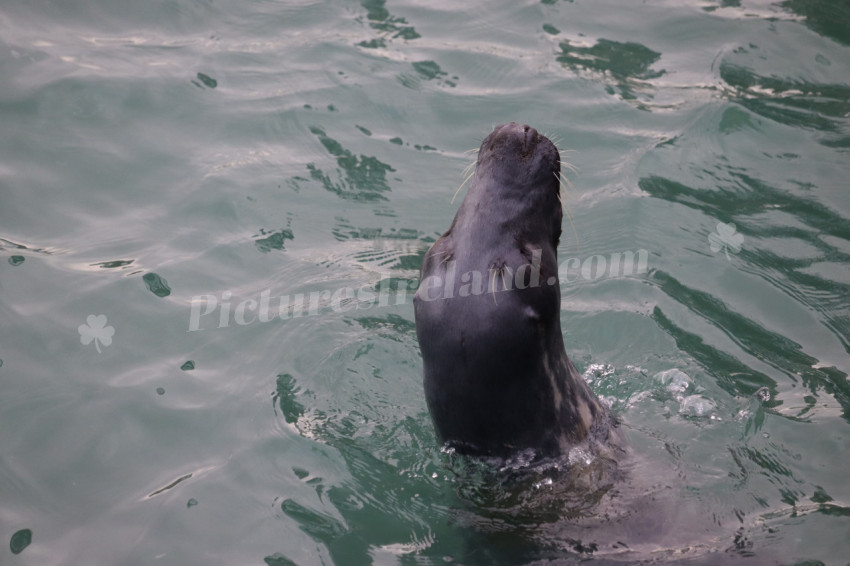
[414,123,615,459]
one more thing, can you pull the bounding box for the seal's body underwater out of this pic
[413,123,615,459]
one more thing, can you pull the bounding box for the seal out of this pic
[413,122,614,459]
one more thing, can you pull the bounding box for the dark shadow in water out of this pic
[305,126,396,203]
[650,270,849,423]
[640,174,850,361]
[270,367,782,564]
[331,219,420,243]
[352,312,416,339]
[641,174,850,421]
[273,370,450,565]
[398,60,459,90]
[640,175,850,242]
[702,0,743,9]
[781,0,850,46]
[330,217,425,270]
[358,0,420,48]
[556,38,664,100]
[273,373,307,425]
[650,303,777,400]
[652,270,817,371]
[254,228,294,253]
[719,62,850,148]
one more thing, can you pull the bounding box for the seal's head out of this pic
[461,122,563,249]
[477,122,561,186]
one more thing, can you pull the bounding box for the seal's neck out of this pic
[451,172,562,248]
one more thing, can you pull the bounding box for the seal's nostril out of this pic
[524,125,530,133]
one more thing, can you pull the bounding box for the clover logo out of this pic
[78,314,115,353]
[709,222,743,260]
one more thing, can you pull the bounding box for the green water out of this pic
[1,0,848,564]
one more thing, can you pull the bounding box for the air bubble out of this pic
[655,369,692,395]
[679,395,717,418]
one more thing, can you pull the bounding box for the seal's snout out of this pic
[500,122,539,141]
[487,122,541,158]
[480,122,558,168]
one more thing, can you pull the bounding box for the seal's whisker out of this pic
[555,170,575,192]
[562,165,579,176]
[560,159,579,174]
[562,164,579,175]
[464,147,479,154]
[555,172,565,204]
[543,130,560,142]
[490,269,499,305]
[451,167,476,204]
[555,172,581,252]
[563,205,581,252]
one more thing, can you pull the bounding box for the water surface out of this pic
[1,0,848,564]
